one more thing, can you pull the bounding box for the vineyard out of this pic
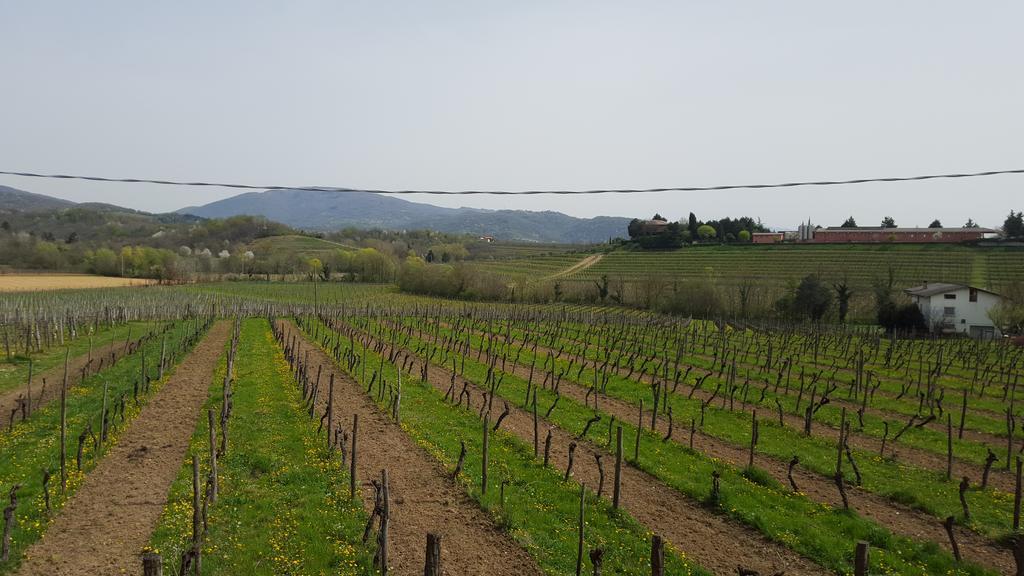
[0,281,1022,575]
[469,244,1024,319]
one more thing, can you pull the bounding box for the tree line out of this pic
[626,213,769,249]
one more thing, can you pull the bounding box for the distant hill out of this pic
[0,186,278,249]
[178,189,630,243]
[0,186,76,211]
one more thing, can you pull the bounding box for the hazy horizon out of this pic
[3,2,1022,231]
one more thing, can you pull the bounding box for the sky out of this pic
[1,1,1022,230]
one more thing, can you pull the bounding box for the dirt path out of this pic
[1,340,133,433]
[444,320,1019,494]
[543,254,603,281]
[336,319,831,576]
[279,321,541,576]
[14,321,230,576]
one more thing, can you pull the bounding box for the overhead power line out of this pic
[0,168,1022,195]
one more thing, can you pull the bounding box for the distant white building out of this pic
[904,283,1003,339]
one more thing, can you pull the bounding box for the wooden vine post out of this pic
[482,414,490,495]
[748,410,759,468]
[634,399,642,461]
[946,414,953,481]
[208,409,218,503]
[1,485,20,562]
[1016,456,1023,531]
[25,360,32,417]
[651,534,665,576]
[379,469,390,575]
[142,552,163,576]
[350,414,359,500]
[60,348,69,493]
[327,373,335,451]
[854,540,869,576]
[575,483,585,576]
[192,454,202,575]
[533,393,539,457]
[613,426,623,509]
[424,533,441,576]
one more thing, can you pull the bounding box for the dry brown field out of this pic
[0,274,155,292]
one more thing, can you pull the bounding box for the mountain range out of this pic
[0,183,630,243]
[177,189,629,243]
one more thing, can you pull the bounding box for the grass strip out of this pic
[148,319,374,575]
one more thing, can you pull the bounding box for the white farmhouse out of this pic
[904,283,1003,339]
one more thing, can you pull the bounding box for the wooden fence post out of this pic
[424,533,441,576]
[142,552,163,576]
[854,540,869,576]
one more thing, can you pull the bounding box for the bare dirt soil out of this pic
[14,321,231,576]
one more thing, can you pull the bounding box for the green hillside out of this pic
[248,234,356,259]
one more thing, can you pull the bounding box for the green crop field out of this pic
[248,234,357,258]
[0,280,1020,575]
[471,253,595,281]
[466,242,587,261]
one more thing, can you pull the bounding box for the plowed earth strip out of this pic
[335,320,831,576]
[14,321,231,576]
[278,321,542,576]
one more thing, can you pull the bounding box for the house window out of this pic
[944,306,955,316]
[969,288,978,302]
[944,293,956,300]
